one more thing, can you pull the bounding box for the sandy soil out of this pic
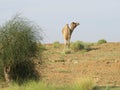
[36,43,120,86]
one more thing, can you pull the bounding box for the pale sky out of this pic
[0,0,120,43]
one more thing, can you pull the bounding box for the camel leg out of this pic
[65,40,68,49]
[68,39,70,49]
[64,39,67,49]
[66,40,70,49]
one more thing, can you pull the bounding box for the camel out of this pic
[62,22,80,49]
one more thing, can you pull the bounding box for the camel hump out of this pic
[62,24,71,40]
[62,24,69,33]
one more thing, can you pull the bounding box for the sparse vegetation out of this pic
[71,41,84,51]
[39,42,120,90]
[71,41,91,52]
[94,86,120,90]
[72,77,94,90]
[97,39,107,44]
[59,69,71,73]
[0,40,120,89]
[0,79,95,90]
[1,81,119,90]
[53,41,60,48]
[62,49,72,54]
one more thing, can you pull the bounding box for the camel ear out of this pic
[77,23,80,25]
[71,22,74,24]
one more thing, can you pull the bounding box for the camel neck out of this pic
[70,28,74,35]
[70,24,76,31]
[70,27,75,31]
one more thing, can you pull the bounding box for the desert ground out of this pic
[37,42,120,86]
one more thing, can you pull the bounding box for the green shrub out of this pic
[38,43,46,51]
[0,15,42,84]
[97,39,107,44]
[10,60,39,85]
[82,43,91,51]
[0,60,4,80]
[53,41,60,48]
[71,41,84,51]
[71,41,91,52]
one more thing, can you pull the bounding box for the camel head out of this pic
[70,22,80,30]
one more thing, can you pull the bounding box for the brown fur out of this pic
[62,22,80,49]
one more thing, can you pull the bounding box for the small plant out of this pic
[97,39,107,44]
[71,41,84,51]
[37,43,47,55]
[59,69,71,73]
[72,77,94,90]
[62,49,72,54]
[104,86,111,90]
[59,54,65,61]
[71,41,91,52]
[82,42,91,51]
[53,41,60,48]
